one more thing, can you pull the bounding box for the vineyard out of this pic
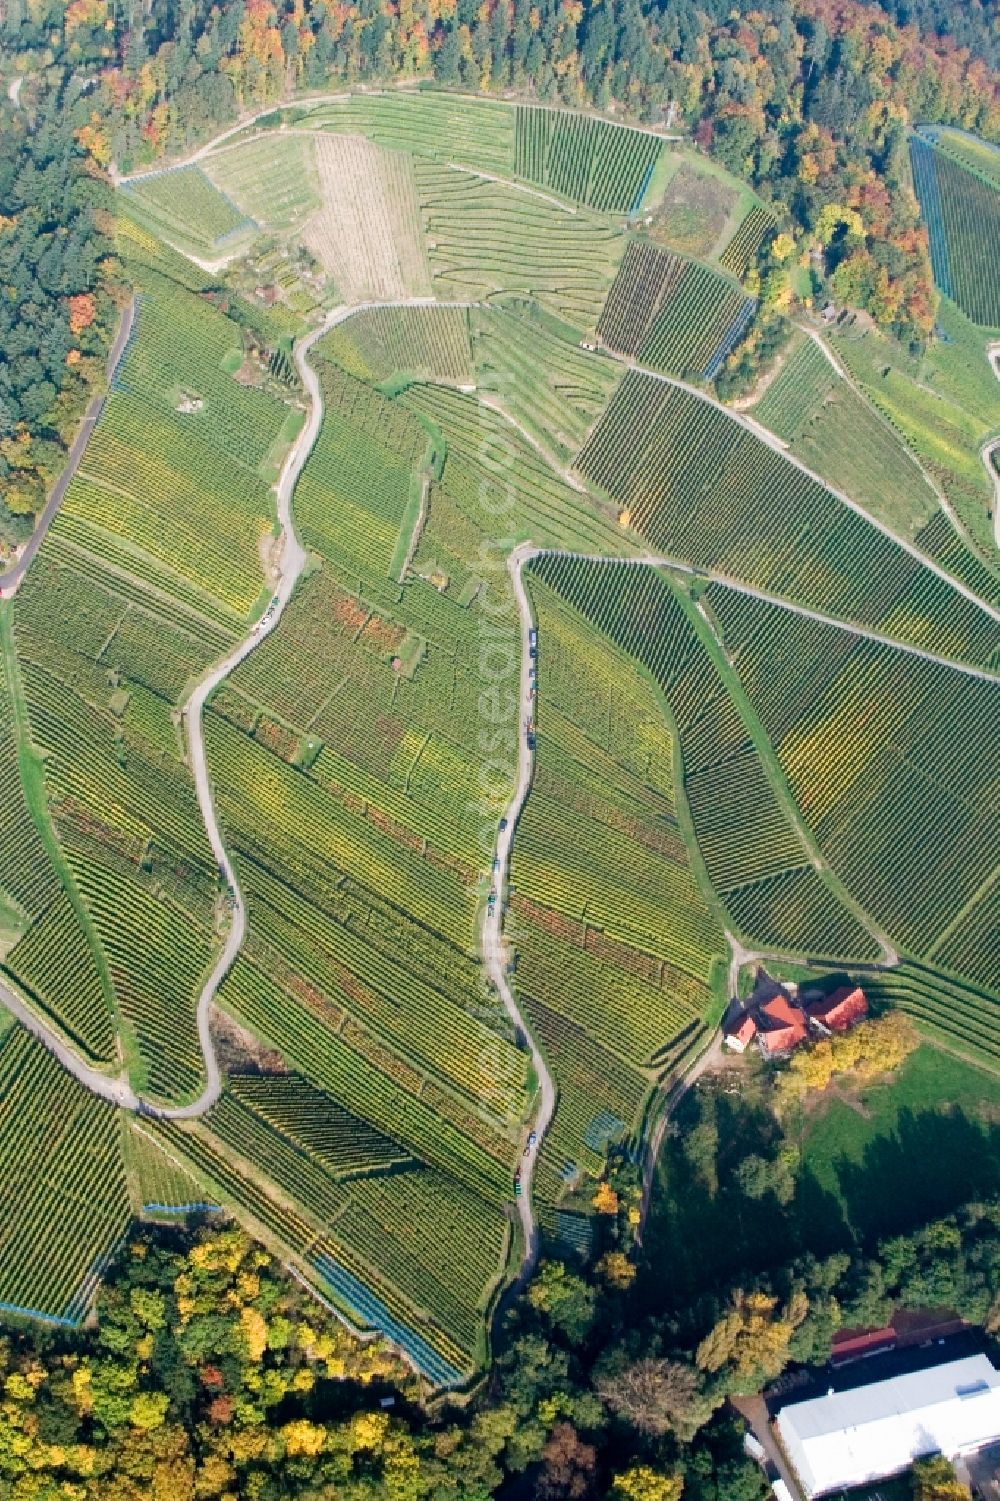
[318,305,473,386]
[718,203,774,279]
[927,128,1000,188]
[60,270,291,623]
[910,134,1000,326]
[529,557,879,961]
[509,571,725,1231]
[0,625,116,1063]
[752,335,940,538]
[300,91,517,178]
[597,240,755,379]
[471,302,622,464]
[122,165,257,260]
[1,247,289,1106]
[0,88,993,1376]
[293,358,428,585]
[400,384,628,579]
[11,551,222,1101]
[576,370,999,668]
[706,587,1000,978]
[128,1121,220,1218]
[862,961,1000,1071]
[0,1029,130,1324]
[830,302,1000,561]
[416,162,625,332]
[514,106,664,213]
[203,134,320,230]
[304,136,432,301]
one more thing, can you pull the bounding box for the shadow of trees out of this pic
[638,1087,1000,1322]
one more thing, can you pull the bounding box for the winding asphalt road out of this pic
[0,306,335,1117]
[481,543,558,1277]
[0,299,136,598]
[986,342,1000,551]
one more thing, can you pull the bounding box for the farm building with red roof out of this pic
[756,994,810,1055]
[723,973,869,1059]
[807,984,868,1033]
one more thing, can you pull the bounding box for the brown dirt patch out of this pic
[646,162,736,258]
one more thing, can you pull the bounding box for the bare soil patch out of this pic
[303,135,432,301]
[646,163,736,257]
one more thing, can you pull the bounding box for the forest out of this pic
[0,1082,995,1499]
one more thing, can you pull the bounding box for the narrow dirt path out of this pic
[165,310,338,1118]
[0,300,136,598]
[3,296,988,1303]
[800,323,998,568]
[0,306,335,1118]
[502,545,915,1247]
[113,88,684,186]
[534,547,999,681]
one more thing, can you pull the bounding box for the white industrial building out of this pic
[775,1353,1000,1498]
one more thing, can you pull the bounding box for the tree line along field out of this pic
[576,369,999,669]
[910,132,1000,327]
[597,239,756,380]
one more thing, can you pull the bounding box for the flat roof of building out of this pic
[775,1353,1000,1498]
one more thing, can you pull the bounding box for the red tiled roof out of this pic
[759,1025,805,1055]
[831,1326,896,1363]
[756,995,808,1053]
[761,995,806,1030]
[808,985,868,1032]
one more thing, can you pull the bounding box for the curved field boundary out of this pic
[2,289,993,1373]
[0,298,556,1380]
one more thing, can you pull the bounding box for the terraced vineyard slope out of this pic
[597,240,755,380]
[0,93,996,1387]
